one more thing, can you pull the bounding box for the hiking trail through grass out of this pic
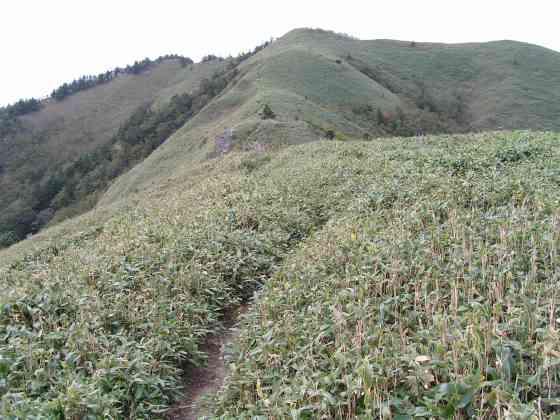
[166,305,248,420]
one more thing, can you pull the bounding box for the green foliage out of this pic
[1,37,277,251]
[94,30,560,213]
[50,55,193,101]
[0,231,17,248]
[376,108,384,125]
[201,54,221,63]
[209,131,560,418]
[0,143,350,417]
[351,104,375,117]
[2,131,560,418]
[334,131,349,141]
[0,99,42,137]
[495,141,546,164]
[0,60,239,249]
[239,154,272,174]
[260,104,276,120]
[416,81,439,113]
[0,98,42,118]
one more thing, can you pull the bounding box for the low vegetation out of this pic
[1,131,560,419]
[260,104,276,120]
[0,138,355,417]
[211,131,560,419]
[1,27,560,419]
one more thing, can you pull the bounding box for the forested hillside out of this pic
[0,56,228,247]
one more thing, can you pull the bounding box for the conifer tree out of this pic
[261,104,276,120]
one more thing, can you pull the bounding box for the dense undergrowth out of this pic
[0,143,356,418]
[1,131,560,419]
[212,131,560,419]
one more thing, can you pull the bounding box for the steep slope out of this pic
[101,28,560,207]
[3,28,560,248]
[274,29,560,131]
[0,58,227,245]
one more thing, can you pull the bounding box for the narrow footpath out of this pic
[166,305,247,420]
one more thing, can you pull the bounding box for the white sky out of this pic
[1,0,559,106]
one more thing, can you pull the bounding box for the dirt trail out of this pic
[166,305,247,420]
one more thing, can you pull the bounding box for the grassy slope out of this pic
[213,131,560,418]
[3,29,560,232]
[278,29,560,130]
[0,139,357,417]
[2,131,560,418]
[2,28,560,418]
[0,59,226,236]
[100,29,560,208]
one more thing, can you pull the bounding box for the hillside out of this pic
[3,29,560,249]
[100,28,560,206]
[0,57,228,246]
[1,131,560,418]
[1,28,560,419]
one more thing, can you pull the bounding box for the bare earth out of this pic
[166,306,247,420]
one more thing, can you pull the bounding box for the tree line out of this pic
[0,98,42,118]
[51,55,194,101]
[1,40,271,123]
[0,57,248,248]
[0,98,42,137]
[0,41,275,248]
[0,55,194,137]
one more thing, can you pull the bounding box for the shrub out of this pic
[335,132,349,141]
[260,104,276,120]
[213,131,560,418]
[0,230,17,247]
[239,154,272,173]
[376,109,385,125]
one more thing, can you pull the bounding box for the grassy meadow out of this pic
[1,130,560,418]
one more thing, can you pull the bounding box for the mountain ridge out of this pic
[99,28,560,208]
[1,28,560,419]
[2,28,560,247]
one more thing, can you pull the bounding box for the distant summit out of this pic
[2,28,560,247]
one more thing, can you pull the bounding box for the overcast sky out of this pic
[1,0,559,106]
